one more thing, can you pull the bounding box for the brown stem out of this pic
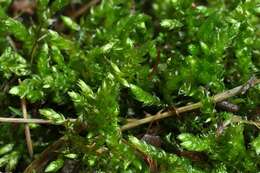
[0,117,76,124]
[21,95,34,158]
[120,78,260,131]
[0,117,52,124]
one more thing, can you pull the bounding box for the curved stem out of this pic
[121,78,260,131]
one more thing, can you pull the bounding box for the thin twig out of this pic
[20,91,34,158]
[71,0,100,19]
[120,78,260,131]
[0,117,52,124]
[0,117,76,124]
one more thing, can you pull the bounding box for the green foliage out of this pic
[68,76,144,172]
[129,84,160,106]
[0,0,259,172]
[50,0,69,15]
[44,158,64,173]
[129,136,205,173]
[177,123,258,172]
[0,149,20,172]
[5,151,20,172]
[252,135,260,155]
[0,17,33,49]
[61,16,80,31]
[39,108,65,124]
[0,144,14,156]
[0,47,31,78]
[9,75,44,102]
[177,133,213,152]
[160,19,183,30]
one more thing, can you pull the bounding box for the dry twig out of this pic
[18,79,34,158]
[0,117,52,124]
[120,78,260,131]
[21,94,34,158]
[0,117,76,124]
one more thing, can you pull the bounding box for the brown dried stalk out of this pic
[21,96,34,158]
[120,78,260,131]
[0,117,76,124]
[19,78,34,158]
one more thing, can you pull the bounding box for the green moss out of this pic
[0,0,259,172]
